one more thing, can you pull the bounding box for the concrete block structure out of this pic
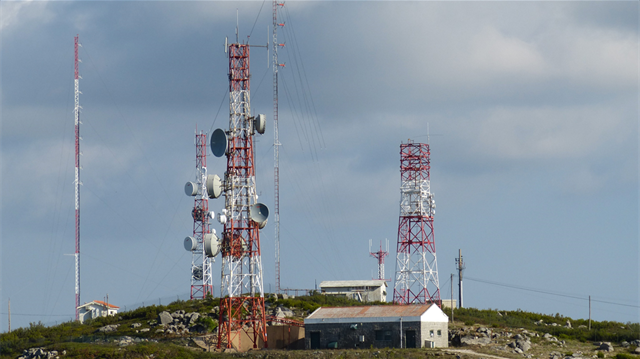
[304,304,448,349]
[319,280,388,303]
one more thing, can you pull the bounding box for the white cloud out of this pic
[0,1,53,31]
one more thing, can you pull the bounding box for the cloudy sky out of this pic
[1,1,638,330]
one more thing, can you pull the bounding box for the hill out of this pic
[1,295,637,359]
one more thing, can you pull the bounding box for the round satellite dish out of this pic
[204,233,220,258]
[210,128,227,157]
[184,182,198,196]
[249,203,269,228]
[206,174,223,199]
[184,236,196,252]
[254,114,266,135]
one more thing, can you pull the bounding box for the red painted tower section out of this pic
[392,141,441,306]
[217,43,268,350]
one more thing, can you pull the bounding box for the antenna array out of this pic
[392,140,441,306]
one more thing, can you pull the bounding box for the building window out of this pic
[437,330,442,336]
[430,330,434,337]
[375,330,392,341]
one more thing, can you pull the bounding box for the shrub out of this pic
[615,354,635,359]
[597,351,605,358]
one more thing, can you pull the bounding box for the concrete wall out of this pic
[420,321,448,347]
[267,325,305,349]
[305,321,425,349]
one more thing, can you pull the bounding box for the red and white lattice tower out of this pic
[392,140,441,306]
[187,132,214,299]
[73,35,82,321]
[216,42,268,349]
[369,239,389,281]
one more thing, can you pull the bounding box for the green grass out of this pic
[452,307,640,343]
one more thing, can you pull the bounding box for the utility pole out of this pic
[8,298,10,332]
[589,295,591,330]
[450,274,454,322]
[455,249,465,308]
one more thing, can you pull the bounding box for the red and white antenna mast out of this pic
[183,131,214,299]
[369,239,390,281]
[211,40,269,349]
[392,140,441,306]
[272,0,285,294]
[73,35,82,321]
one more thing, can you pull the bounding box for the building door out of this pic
[405,330,416,348]
[310,332,321,349]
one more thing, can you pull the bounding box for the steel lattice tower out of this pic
[189,132,214,299]
[73,35,81,321]
[392,140,441,306]
[217,43,268,349]
[272,0,284,294]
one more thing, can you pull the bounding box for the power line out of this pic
[465,276,639,309]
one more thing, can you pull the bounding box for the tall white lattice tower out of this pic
[73,35,82,321]
[392,140,441,306]
[211,42,268,349]
[183,132,214,299]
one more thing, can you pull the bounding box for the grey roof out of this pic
[319,280,387,288]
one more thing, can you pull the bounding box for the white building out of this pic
[319,280,388,303]
[77,300,119,323]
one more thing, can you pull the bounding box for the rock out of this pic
[634,347,640,355]
[158,311,173,325]
[281,294,289,300]
[96,324,119,333]
[131,322,142,328]
[140,328,150,332]
[190,323,207,333]
[597,342,614,352]
[535,320,545,325]
[621,341,630,348]
[518,340,531,352]
[515,348,524,354]
[566,320,572,328]
[460,335,491,346]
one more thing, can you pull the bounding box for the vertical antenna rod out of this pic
[74,35,81,321]
[272,0,284,294]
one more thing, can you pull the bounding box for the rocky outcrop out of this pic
[17,347,64,359]
[95,324,119,333]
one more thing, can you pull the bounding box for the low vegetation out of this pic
[0,295,637,358]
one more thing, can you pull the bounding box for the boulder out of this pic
[158,311,173,325]
[518,340,531,352]
[597,342,614,352]
[634,347,640,355]
[460,335,491,346]
[565,320,572,328]
[131,322,142,328]
[621,341,630,348]
[96,324,119,333]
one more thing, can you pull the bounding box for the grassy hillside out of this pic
[0,295,637,359]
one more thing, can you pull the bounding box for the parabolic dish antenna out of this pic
[206,174,223,199]
[249,203,269,229]
[210,128,227,157]
[184,236,197,252]
[254,114,266,135]
[204,233,220,258]
[184,182,198,196]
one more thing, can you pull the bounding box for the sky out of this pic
[1,1,638,331]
